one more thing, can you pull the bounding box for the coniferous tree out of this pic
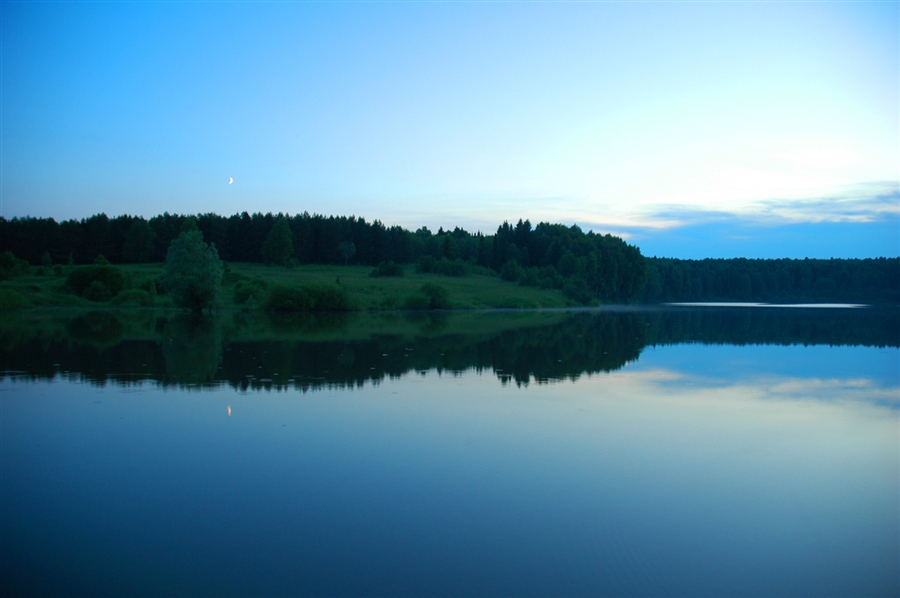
[123,220,157,263]
[261,218,294,266]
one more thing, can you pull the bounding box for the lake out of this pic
[2,306,898,596]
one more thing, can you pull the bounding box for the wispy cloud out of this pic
[576,180,899,233]
[753,181,900,224]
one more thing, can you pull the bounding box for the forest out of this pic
[643,256,900,304]
[1,211,898,304]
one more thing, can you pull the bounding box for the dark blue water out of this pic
[2,309,898,596]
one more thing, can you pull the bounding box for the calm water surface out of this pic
[2,307,898,596]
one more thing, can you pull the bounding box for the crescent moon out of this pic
[228,177,234,184]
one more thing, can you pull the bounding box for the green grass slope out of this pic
[0,262,571,311]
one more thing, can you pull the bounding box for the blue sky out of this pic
[1,1,897,258]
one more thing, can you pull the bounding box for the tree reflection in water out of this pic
[0,306,897,390]
[161,313,223,386]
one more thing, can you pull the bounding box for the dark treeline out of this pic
[0,211,408,265]
[643,257,900,304]
[1,308,896,390]
[0,211,648,302]
[2,211,898,303]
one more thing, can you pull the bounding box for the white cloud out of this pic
[569,180,900,232]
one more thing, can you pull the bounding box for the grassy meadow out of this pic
[0,262,572,311]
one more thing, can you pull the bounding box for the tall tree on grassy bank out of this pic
[162,230,224,313]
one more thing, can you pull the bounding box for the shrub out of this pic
[312,285,352,311]
[109,289,154,307]
[406,283,451,310]
[377,295,403,310]
[500,260,521,282]
[265,284,352,312]
[0,251,29,281]
[519,267,541,287]
[83,280,114,302]
[66,265,126,300]
[222,264,242,286]
[415,256,468,277]
[415,255,435,273]
[370,261,404,278]
[0,288,31,310]
[266,286,313,311]
[234,276,270,305]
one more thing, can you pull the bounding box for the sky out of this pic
[1,1,897,259]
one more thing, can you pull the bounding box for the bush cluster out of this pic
[415,256,468,277]
[370,260,404,278]
[0,288,31,310]
[265,284,352,312]
[0,251,29,281]
[65,265,126,301]
[234,276,270,305]
[109,289,154,307]
[405,283,451,310]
